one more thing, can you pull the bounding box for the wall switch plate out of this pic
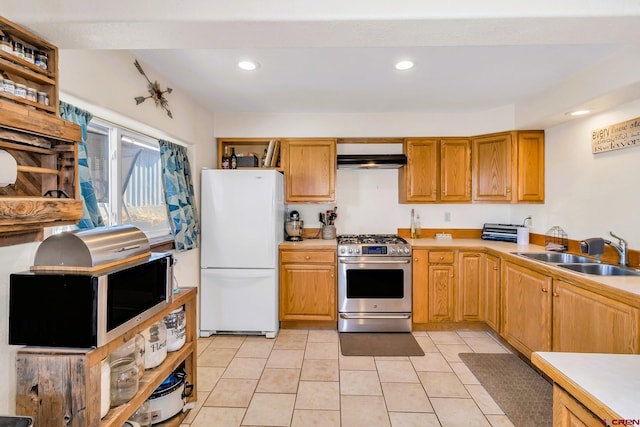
[435,233,452,240]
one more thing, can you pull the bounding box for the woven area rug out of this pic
[339,333,425,356]
[459,353,552,427]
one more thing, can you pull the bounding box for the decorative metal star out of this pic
[134,59,173,118]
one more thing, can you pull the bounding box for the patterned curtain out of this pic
[159,140,199,251]
[59,101,105,229]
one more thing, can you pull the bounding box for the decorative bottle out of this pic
[221,146,230,169]
[261,149,268,168]
[230,147,237,169]
[410,208,416,239]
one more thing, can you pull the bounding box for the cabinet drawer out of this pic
[429,251,455,263]
[280,250,335,263]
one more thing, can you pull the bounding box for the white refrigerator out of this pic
[200,169,284,338]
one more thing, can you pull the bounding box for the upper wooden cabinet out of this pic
[399,138,471,203]
[472,130,545,203]
[283,138,336,203]
[399,138,438,202]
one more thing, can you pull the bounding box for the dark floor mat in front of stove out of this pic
[339,333,425,356]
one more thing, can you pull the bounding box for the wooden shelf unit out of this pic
[0,16,59,116]
[217,138,282,170]
[15,287,198,427]
[0,17,82,245]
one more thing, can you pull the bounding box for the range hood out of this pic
[337,154,407,169]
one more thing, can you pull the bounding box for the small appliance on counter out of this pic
[285,210,304,241]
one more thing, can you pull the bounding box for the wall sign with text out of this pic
[591,117,640,154]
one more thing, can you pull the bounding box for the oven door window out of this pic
[346,269,404,298]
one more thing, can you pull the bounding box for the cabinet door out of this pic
[484,254,501,331]
[502,262,552,356]
[517,131,545,202]
[472,133,513,202]
[428,264,455,321]
[440,138,471,202]
[280,263,336,321]
[553,385,602,427]
[412,249,429,323]
[399,138,438,202]
[283,138,336,203]
[458,251,483,321]
[552,280,639,354]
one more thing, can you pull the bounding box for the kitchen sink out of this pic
[512,252,594,264]
[557,263,640,277]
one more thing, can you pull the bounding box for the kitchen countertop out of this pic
[409,238,640,301]
[279,238,337,249]
[280,236,640,301]
[532,351,640,421]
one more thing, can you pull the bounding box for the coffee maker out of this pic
[285,210,304,241]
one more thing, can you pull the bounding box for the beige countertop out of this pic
[280,236,640,301]
[532,351,640,420]
[279,238,337,249]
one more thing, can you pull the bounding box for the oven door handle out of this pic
[339,313,412,320]
[338,259,411,265]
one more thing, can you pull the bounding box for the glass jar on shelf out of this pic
[110,356,139,407]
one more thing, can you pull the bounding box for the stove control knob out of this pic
[389,247,395,254]
[355,248,360,254]
[348,248,353,254]
[404,247,410,254]
[340,248,346,254]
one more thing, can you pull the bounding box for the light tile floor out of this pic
[180,329,517,427]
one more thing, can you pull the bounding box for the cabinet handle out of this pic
[439,256,444,260]
[541,287,548,293]
[493,267,498,270]
[553,292,559,297]
[305,255,310,260]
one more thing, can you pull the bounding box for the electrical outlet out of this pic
[444,212,451,222]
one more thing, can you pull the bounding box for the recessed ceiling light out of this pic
[569,109,591,116]
[238,60,259,71]
[395,60,414,71]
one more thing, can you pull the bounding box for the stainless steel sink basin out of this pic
[512,252,594,264]
[557,263,640,276]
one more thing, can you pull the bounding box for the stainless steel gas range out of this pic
[337,234,412,332]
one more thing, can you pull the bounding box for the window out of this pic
[84,118,172,242]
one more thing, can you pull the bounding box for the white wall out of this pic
[0,50,216,413]
[512,98,640,248]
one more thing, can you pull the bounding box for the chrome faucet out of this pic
[605,231,628,267]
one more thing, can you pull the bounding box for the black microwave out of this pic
[9,252,173,348]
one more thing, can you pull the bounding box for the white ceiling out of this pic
[4,1,640,124]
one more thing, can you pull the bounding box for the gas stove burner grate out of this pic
[337,234,408,245]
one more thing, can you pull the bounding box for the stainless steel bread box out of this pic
[32,224,151,271]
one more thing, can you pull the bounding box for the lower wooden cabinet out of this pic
[484,254,501,332]
[428,251,455,321]
[552,280,640,354]
[279,249,336,322]
[502,261,552,357]
[412,249,429,323]
[458,251,483,321]
[553,385,602,427]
